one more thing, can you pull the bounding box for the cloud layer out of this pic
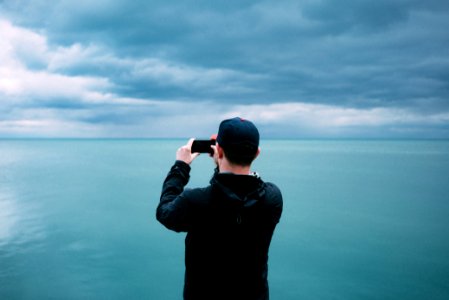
[1,0,449,138]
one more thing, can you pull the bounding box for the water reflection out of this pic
[0,189,46,251]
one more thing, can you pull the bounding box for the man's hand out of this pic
[176,138,200,165]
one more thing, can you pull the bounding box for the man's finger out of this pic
[187,138,195,149]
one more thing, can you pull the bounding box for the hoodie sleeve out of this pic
[266,182,283,225]
[156,160,192,232]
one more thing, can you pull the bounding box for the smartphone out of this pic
[191,139,215,154]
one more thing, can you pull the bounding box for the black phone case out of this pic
[191,140,215,154]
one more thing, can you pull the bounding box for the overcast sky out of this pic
[1,0,449,138]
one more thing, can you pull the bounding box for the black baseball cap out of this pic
[216,117,259,156]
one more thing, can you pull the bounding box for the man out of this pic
[156,117,283,300]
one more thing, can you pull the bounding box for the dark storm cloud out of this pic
[3,0,448,104]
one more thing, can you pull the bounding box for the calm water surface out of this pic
[0,139,448,299]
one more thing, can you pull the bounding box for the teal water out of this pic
[0,139,448,299]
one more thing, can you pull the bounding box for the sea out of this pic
[0,139,448,300]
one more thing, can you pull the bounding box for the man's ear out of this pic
[255,147,261,159]
[216,143,224,159]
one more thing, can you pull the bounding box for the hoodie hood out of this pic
[210,172,266,207]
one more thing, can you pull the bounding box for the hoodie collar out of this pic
[210,172,265,206]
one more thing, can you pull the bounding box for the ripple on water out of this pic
[0,189,46,255]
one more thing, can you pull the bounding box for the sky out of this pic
[1,0,449,138]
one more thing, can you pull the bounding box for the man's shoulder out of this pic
[264,181,281,195]
[182,185,214,205]
[262,181,283,205]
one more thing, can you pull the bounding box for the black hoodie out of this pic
[157,160,283,300]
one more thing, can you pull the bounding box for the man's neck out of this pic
[219,159,251,175]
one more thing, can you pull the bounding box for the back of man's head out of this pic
[216,117,260,166]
